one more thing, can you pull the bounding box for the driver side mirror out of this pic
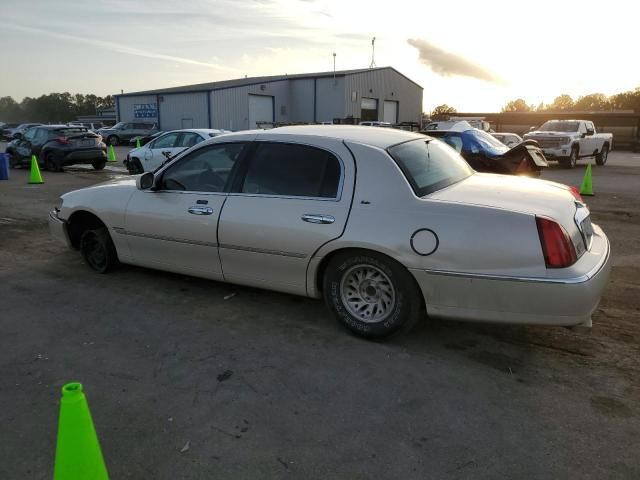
[137,171,155,190]
[14,132,23,139]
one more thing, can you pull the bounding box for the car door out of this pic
[122,142,248,279]
[143,132,180,171]
[218,137,354,295]
[584,121,597,154]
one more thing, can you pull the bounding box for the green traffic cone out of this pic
[28,155,44,184]
[54,383,109,480]
[107,145,117,162]
[579,164,594,196]
[135,138,141,149]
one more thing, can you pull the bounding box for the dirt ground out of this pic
[0,145,638,479]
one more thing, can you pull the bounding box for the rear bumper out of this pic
[48,209,71,248]
[62,149,107,164]
[410,225,611,327]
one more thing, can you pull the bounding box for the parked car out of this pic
[6,122,43,140]
[6,125,107,171]
[425,119,491,132]
[523,120,613,169]
[423,121,548,176]
[68,121,104,131]
[96,121,157,146]
[124,129,231,174]
[0,122,20,140]
[128,130,165,148]
[49,126,610,339]
[491,132,522,147]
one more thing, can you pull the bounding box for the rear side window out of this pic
[387,139,473,196]
[241,143,341,198]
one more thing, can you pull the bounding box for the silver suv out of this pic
[97,122,158,146]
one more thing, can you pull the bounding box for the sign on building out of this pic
[134,103,158,118]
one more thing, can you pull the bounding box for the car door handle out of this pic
[188,206,214,215]
[301,214,335,224]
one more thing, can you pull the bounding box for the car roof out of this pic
[219,125,425,149]
[41,125,84,130]
[165,128,230,135]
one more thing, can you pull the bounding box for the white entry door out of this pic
[249,94,274,129]
[383,100,398,124]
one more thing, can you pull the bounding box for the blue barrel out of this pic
[0,153,9,180]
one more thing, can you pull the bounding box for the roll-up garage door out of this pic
[249,94,274,129]
[383,100,398,124]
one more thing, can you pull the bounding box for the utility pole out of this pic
[333,52,337,83]
[369,37,376,68]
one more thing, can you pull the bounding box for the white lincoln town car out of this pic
[49,126,611,339]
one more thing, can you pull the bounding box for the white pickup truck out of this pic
[524,120,612,169]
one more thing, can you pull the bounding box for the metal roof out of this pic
[117,66,423,97]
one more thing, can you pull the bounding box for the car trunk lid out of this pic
[429,172,591,257]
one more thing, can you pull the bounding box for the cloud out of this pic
[5,24,239,73]
[407,38,503,84]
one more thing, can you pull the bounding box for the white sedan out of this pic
[49,126,610,339]
[125,128,230,173]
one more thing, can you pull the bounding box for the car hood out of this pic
[429,172,577,220]
[62,176,137,199]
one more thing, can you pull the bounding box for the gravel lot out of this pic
[1,145,638,479]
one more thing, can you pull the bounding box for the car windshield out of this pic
[111,122,126,129]
[387,139,474,196]
[466,129,509,153]
[539,121,580,132]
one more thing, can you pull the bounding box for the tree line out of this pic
[429,87,640,116]
[0,93,114,124]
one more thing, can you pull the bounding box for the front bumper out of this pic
[540,146,572,159]
[410,224,611,327]
[48,209,71,248]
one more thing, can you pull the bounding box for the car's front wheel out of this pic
[45,152,63,172]
[560,146,578,169]
[323,250,423,339]
[80,227,118,273]
[596,144,609,166]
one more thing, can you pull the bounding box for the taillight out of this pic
[568,186,584,203]
[536,216,577,268]
[55,137,70,145]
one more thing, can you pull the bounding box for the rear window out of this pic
[55,127,89,136]
[387,139,473,196]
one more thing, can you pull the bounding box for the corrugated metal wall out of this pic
[289,79,315,122]
[315,77,345,123]
[159,92,209,130]
[343,69,422,123]
[210,80,290,130]
[118,95,158,124]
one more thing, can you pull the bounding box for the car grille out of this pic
[530,137,569,149]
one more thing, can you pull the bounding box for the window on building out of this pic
[361,98,378,122]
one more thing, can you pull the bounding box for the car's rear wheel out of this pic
[323,250,423,339]
[92,160,106,170]
[45,152,63,172]
[596,144,609,166]
[560,146,578,169]
[80,227,118,273]
[8,154,20,168]
[107,135,119,146]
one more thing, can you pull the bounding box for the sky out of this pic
[1,0,638,112]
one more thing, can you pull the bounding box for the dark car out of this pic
[423,123,548,176]
[0,123,20,140]
[96,121,158,146]
[6,125,107,171]
[128,130,164,147]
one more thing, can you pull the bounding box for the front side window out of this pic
[151,133,179,149]
[387,139,473,197]
[176,132,201,148]
[23,128,38,141]
[161,143,245,192]
[241,143,341,198]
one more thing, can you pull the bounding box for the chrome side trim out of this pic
[421,235,610,285]
[219,243,306,259]
[113,227,217,247]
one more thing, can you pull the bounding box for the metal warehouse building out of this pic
[114,67,423,131]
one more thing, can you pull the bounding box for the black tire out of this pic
[8,154,20,169]
[127,157,143,174]
[323,250,423,339]
[92,160,106,170]
[107,135,119,146]
[80,227,119,273]
[595,144,609,166]
[45,152,63,172]
[560,146,578,169]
